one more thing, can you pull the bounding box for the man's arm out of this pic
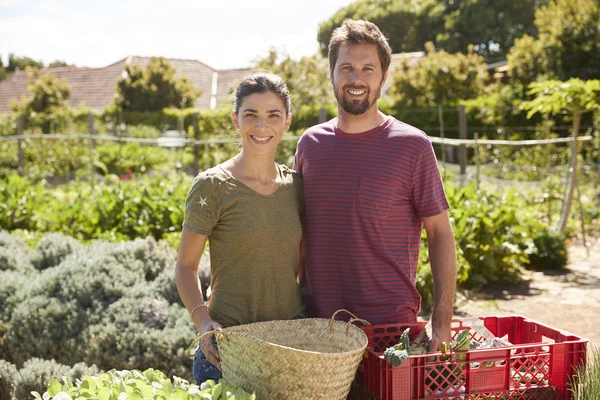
[422,210,457,351]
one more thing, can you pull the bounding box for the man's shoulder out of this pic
[298,119,336,144]
[386,117,432,149]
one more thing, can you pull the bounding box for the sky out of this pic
[0,0,354,70]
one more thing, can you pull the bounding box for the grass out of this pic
[571,346,600,400]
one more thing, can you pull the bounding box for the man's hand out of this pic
[429,325,453,352]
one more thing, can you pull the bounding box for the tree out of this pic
[253,49,334,113]
[48,60,74,68]
[507,0,600,84]
[10,69,71,133]
[115,57,201,112]
[7,54,44,72]
[391,42,487,108]
[520,79,600,231]
[535,0,600,80]
[317,0,543,60]
[0,57,6,81]
[317,0,442,55]
[435,0,542,61]
[506,35,553,89]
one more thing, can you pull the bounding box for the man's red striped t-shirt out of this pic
[293,116,449,325]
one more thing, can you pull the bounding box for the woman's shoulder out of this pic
[278,163,302,178]
[277,163,304,196]
[192,166,230,186]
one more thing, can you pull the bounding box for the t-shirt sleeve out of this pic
[293,136,304,174]
[183,174,219,235]
[410,141,449,218]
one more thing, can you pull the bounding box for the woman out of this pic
[175,72,305,385]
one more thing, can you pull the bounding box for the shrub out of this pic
[34,232,81,270]
[14,358,98,400]
[0,360,18,400]
[6,296,91,366]
[84,300,194,381]
[526,227,568,270]
[0,230,36,273]
[125,124,162,138]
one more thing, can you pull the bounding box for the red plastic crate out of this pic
[360,315,587,400]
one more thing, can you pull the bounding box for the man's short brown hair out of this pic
[328,19,392,74]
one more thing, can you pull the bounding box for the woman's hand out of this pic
[198,317,222,369]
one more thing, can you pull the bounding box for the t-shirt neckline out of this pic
[217,163,284,198]
[333,116,394,138]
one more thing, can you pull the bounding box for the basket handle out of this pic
[185,328,224,359]
[328,309,371,334]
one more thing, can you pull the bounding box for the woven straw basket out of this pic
[201,310,369,399]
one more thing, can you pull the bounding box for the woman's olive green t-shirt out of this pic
[183,163,305,328]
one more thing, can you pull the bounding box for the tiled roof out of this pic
[0,60,126,113]
[0,56,253,114]
[214,67,254,109]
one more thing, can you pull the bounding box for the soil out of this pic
[455,236,600,350]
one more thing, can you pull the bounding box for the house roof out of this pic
[382,51,425,95]
[0,56,253,114]
[215,67,254,109]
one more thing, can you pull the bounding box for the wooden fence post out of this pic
[88,113,96,184]
[458,105,468,178]
[17,115,25,176]
[437,105,446,165]
[474,132,480,190]
[192,113,201,176]
[318,108,326,124]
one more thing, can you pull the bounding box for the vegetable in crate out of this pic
[383,328,428,367]
[383,328,471,367]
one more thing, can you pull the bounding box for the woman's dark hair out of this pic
[234,72,292,116]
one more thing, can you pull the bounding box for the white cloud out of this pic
[1,0,354,69]
[0,0,25,7]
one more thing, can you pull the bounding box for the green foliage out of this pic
[520,79,600,118]
[10,70,71,134]
[0,173,190,242]
[6,54,44,72]
[47,60,73,68]
[534,0,600,80]
[527,227,568,270]
[318,0,541,60]
[0,360,18,400]
[507,35,554,87]
[14,359,98,400]
[35,369,255,400]
[115,57,201,112]
[391,42,487,108]
[0,114,17,136]
[253,49,335,112]
[507,0,600,83]
[95,142,177,176]
[447,183,532,289]
[125,124,161,138]
[435,0,541,61]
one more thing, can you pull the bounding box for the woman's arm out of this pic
[175,227,221,368]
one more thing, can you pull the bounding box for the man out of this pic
[294,19,456,350]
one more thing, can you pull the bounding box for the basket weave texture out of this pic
[214,317,368,400]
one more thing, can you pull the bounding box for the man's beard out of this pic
[334,83,381,116]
